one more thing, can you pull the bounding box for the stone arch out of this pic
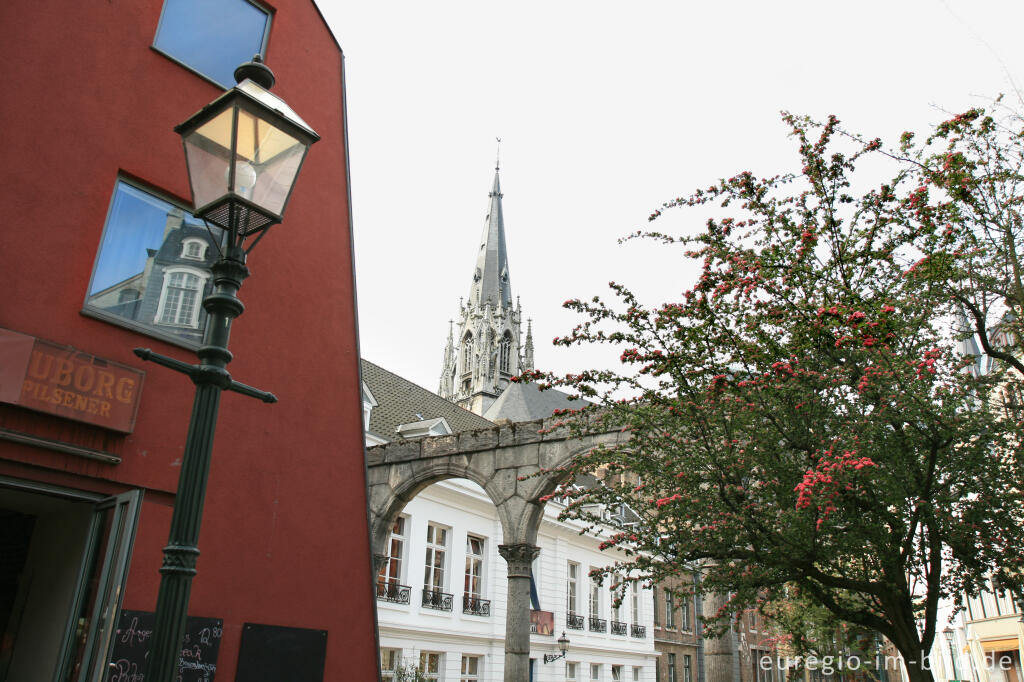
[364,420,630,682]
[368,458,496,562]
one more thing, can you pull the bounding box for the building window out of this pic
[665,591,675,628]
[381,648,401,681]
[378,516,407,588]
[424,523,448,592]
[420,652,442,681]
[153,0,272,88]
[499,332,513,373]
[611,584,621,623]
[566,662,578,680]
[612,665,623,681]
[181,238,207,260]
[684,655,692,682]
[634,667,642,681]
[589,570,601,618]
[86,179,223,346]
[652,587,660,626]
[668,654,677,682]
[462,333,474,375]
[631,586,640,625]
[680,594,692,631]
[591,663,602,681]
[155,268,209,328]
[754,650,772,682]
[567,562,579,614]
[461,655,480,681]
[465,535,484,599]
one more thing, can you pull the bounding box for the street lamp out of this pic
[139,56,318,682]
[543,631,571,663]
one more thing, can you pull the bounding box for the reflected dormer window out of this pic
[181,238,207,261]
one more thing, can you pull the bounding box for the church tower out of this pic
[439,165,531,415]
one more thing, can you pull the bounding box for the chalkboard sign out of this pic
[107,609,223,682]
[235,622,328,682]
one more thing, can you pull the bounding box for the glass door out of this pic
[54,490,141,682]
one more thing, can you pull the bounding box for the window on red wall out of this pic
[153,0,272,88]
[84,178,224,348]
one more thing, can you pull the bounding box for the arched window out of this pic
[155,267,209,328]
[499,332,513,373]
[462,333,473,374]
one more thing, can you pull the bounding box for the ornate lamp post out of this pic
[139,57,319,682]
[543,631,571,663]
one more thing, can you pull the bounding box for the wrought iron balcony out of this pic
[376,582,411,605]
[566,613,585,630]
[463,594,491,616]
[631,624,647,638]
[611,620,628,636]
[422,588,453,611]
[588,616,607,632]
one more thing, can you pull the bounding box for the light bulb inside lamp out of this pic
[231,160,258,197]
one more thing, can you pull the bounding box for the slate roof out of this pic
[483,382,588,423]
[361,359,494,441]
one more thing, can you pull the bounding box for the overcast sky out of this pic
[315,0,1024,394]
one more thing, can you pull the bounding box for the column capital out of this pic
[498,543,540,577]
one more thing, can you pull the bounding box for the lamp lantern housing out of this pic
[174,58,320,250]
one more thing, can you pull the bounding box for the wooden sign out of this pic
[0,328,144,433]
[107,609,223,682]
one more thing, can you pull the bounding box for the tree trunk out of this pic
[901,650,936,682]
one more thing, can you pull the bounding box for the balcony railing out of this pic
[376,582,411,605]
[422,588,453,611]
[611,620,628,636]
[463,594,491,616]
[567,613,585,630]
[588,616,607,632]
[631,624,647,638]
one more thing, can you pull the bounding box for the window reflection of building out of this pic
[86,180,221,345]
[156,268,209,328]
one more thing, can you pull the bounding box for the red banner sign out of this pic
[530,610,554,636]
[0,328,144,433]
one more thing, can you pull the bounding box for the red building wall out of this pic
[0,1,378,679]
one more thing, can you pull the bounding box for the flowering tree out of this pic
[896,100,1024,376]
[527,112,1024,682]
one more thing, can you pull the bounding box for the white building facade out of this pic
[375,478,658,681]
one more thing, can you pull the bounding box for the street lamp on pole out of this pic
[543,631,571,663]
[139,56,319,682]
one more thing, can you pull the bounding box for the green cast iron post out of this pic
[137,246,275,682]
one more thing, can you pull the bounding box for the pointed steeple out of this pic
[439,160,529,415]
[469,168,512,310]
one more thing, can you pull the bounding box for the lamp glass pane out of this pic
[182,107,235,211]
[236,108,306,216]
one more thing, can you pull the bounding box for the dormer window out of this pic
[181,238,207,260]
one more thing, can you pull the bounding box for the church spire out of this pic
[468,167,512,310]
[439,160,527,415]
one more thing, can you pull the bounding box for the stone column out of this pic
[499,543,540,682]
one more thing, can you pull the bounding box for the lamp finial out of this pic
[234,55,275,89]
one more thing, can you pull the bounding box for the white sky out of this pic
[315,0,1024,393]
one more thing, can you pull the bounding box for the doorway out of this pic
[0,479,140,682]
